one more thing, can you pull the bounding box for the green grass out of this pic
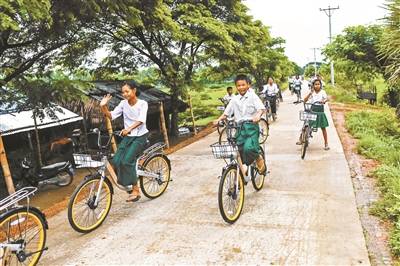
[179,82,234,127]
[346,109,400,256]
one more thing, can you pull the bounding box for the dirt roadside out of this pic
[330,102,393,265]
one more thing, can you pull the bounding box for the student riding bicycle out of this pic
[261,76,279,120]
[99,81,149,202]
[214,74,266,174]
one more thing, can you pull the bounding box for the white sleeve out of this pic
[274,84,279,93]
[253,94,266,111]
[223,99,234,116]
[110,101,124,120]
[322,91,328,101]
[137,101,148,123]
[261,85,267,94]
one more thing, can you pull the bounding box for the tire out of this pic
[218,165,245,224]
[55,170,73,187]
[301,127,309,159]
[218,126,237,144]
[0,207,47,265]
[140,154,171,199]
[258,118,269,144]
[67,174,113,233]
[251,147,266,191]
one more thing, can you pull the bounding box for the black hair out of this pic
[267,76,274,82]
[227,86,233,91]
[234,74,249,84]
[121,80,141,96]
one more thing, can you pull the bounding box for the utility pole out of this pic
[320,5,339,86]
[311,47,320,76]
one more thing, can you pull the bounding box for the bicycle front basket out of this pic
[210,142,238,159]
[299,111,317,121]
[73,150,104,168]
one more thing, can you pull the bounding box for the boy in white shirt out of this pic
[214,74,266,174]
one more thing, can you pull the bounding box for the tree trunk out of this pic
[188,94,197,135]
[32,111,43,168]
[170,91,180,137]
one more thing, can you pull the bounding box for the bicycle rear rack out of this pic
[142,142,166,157]
[0,187,37,212]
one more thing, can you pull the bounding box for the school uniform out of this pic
[308,90,329,129]
[224,90,266,165]
[110,99,149,186]
[262,83,279,114]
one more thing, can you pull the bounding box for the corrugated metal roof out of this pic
[0,106,83,136]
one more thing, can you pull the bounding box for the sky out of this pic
[243,0,388,67]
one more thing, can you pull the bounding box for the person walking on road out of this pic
[214,74,266,174]
[100,81,149,202]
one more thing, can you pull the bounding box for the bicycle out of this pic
[216,97,230,135]
[211,119,267,224]
[293,85,302,103]
[218,117,268,145]
[0,187,48,266]
[67,129,171,233]
[298,102,323,159]
[264,93,279,121]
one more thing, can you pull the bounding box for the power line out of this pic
[320,5,339,86]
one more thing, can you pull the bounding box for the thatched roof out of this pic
[89,80,188,115]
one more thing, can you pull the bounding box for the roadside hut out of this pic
[61,80,188,143]
[0,104,83,197]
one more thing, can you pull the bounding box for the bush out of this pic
[347,110,400,256]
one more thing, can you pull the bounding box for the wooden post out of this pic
[32,111,43,167]
[0,134,15,194]
[188,94,197,135]
[159,102,170,148]
[105,117,117,153]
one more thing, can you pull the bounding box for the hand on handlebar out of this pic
[120,129,130,136]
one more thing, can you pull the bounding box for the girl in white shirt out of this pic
[261,77,279,119]
[303,79,330,150]
[100,81,149,202]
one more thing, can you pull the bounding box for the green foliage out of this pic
[379,0,400,86]
[323,25,385,85]
[346,110,400,256]
[325,84,358,103]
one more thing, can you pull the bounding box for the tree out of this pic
[0,0,98,109]
[322,25,385,85]
[87,0,243,135]
[380,0,400,86]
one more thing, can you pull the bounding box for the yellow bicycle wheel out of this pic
[140,154,171,199]
[68,175,112,233]
[218,165,245,224]
[0,208,46,266]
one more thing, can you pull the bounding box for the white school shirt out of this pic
[261,83,279,96]
[111,99,149,137]
[309,90,328,104]
[224,90,266,122]
[222,93,233,104]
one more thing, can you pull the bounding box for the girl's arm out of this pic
[304,90,313,102]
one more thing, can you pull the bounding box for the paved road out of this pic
[40,89,370,265]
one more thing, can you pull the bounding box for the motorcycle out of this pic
[15,157,74,190]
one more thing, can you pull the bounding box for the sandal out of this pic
[126,194,140,202]
[324,145,330,151]
[126,185,141,202]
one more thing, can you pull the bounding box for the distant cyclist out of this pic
[261,77,279,120]
[293,75,302,103]
[221,86,234,106]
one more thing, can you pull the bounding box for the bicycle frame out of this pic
[90,141,167,207]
